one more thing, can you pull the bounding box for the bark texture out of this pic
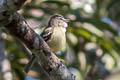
[0,0,75,80]
[5,12,75,80]
[15,39,50,80]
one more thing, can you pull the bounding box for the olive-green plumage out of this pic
[41,14,69,53]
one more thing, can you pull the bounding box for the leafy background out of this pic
[1,0,120,80]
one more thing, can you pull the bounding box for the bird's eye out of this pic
[60,18,62,20]
[59,17,64,20]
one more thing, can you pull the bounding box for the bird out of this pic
[24,14,69,73]
[41,14,69,53]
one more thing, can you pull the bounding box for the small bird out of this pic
[24,14,69,73]
[41,14,69,52]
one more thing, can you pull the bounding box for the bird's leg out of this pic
[24,54,37,74]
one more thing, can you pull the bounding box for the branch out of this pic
[0,0,75,80]
[15,39,50,80]
[0,0,26,26]
[5,12,74,80]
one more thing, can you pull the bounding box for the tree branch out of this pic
[0,0,26,26]
[5,12,74,80]
[15,39,50,80]
[0,0,75,80]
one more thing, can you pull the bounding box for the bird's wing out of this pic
[41,27,54,42]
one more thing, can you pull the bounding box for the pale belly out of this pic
[47,27,66,53]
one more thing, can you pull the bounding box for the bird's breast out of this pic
[47,27,66,52]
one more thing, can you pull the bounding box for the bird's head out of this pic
[48,14,69,28]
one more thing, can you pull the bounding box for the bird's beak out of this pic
[64,18,70,23]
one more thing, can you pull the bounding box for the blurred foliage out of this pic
[2,0,120,80]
